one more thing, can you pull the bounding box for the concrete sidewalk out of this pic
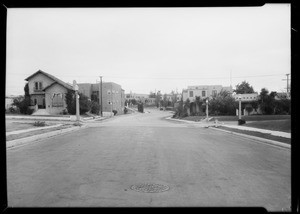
[221,124,291,139]
[165,116,291,139]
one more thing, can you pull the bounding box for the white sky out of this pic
[6,4,290,96]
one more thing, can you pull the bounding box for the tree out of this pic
[234,81,255,94]
[162,93,168,108]
[79,93,91,114]
[274,98,291,115]
[130,99,137,105]
[65,90,76,114]
[209,90,237,115]
[195,96,203,114]
[137,102,144,113]
[250,100,259,113]
[24,83,30,98]
[173,97,184,118]
[65,90,91,115]
[12,83,33,114]
[184,98,191,116]
[155,91,162,108]
[258,88,275,115]
[90,101,100,115]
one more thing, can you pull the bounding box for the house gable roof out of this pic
[25,70,73,91]
[42,81,73,91]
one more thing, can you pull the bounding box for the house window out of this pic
[189,91,193,97]
[107,90,111,95]
[34,82,43,91]
[52,93,64,107]
[202,91,206,97]
[108,101,111,105]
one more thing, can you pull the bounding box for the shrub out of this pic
[112,110,117,115]
[12,96,32,114]
[137,103,144,113]
[124,107,128,114]
[9,107,16,113]
[26,108,34,115]
[238,119,246,125]
[90,101,100,115]
[245,106,253,114]
[182,112,188,118]
[34,121,46,127]
[65,90,91,115]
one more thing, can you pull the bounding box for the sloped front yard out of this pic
[6,124,74,141]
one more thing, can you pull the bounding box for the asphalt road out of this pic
[6,108,291,210]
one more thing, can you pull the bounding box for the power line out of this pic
[6,72,285,80]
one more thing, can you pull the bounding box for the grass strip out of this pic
[216,126,291,144]
[6,125,74,141]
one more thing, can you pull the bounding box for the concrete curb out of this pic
[6,124,88,149]
[165,116,199,124]
[165,116,220,127]
[209,127,291,149]
[6,115,71,121]
[6,124,64,136]
[221,124,291,139]
[165,116,290,149]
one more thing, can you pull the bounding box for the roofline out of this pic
[43,81,74,91]
[25,70,44,81]
[25,69,73,91]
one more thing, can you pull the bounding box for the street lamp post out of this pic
[73,83,80,123]
[238,94,242,120]
[99,76,103,117]
[206,99,208,121]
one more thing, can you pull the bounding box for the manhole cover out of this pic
[130,183,170,193]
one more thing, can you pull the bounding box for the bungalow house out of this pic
[25,70,74,115]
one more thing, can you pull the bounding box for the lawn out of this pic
[244,120,291,133]
[5,121,44,132]
[6,124,73,141]
[179,114,291,133]
[181,114,291,122]
[216,126,291,144]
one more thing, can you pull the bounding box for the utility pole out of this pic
[282,73,290,97]
[99,76,103,117]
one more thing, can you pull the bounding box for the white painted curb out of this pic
[6,125,88,149]
[210,127,291,149]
